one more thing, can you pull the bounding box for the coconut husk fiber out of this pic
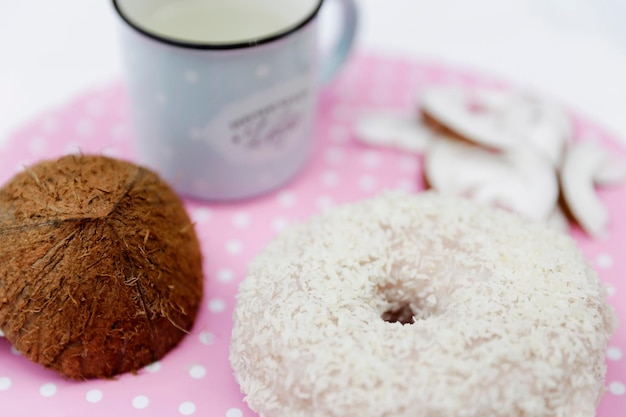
[0,154,203,380]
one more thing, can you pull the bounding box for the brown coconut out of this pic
[0,155,203,380]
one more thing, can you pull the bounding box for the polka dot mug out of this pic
[112,0,357,201]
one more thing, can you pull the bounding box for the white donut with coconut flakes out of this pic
[229,191,616,417]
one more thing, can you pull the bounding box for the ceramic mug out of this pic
[112,0,357,201]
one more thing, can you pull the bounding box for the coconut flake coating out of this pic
[230,191,616,417]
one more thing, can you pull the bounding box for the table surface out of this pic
[2,0,626,145]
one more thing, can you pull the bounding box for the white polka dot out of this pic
[28,136,48,154]
[192,208,212,223]
[40,383,57,397]
[10,345,21,356]
[361,150,381,168]
[40,116,60,134]
[144,361,161,373]
[396,179,415,192]
[217,268,235,283]
[101,147,118,158]
[606,284,616,297]
[189,364,206,379]
[179,401,196,415]
[232,212,251,229]
[133,395,150,409]
[255,64,270,78]
[272,217,290,233]
[86,389,103,403]
[208,298,226,313]
[199,332,214,345]
[277,191,296,208]
[226,239,243,255]
[607,346,623,361]
[399,156,419,173]
[75,119,94,136]
[14,162,27,173]
[316,196,335,212]
[596,253,613,269]
[358,175,378,192]
[321,170,339,187]
[155,91,168,105]
[111,123,129,141]
[64,142,82,154]
[0,329,4,337]
[226,408,243,417]
[85,99,106,116]
[0,377,11,391]
[610,381,626,396]
[325,147,344,164]
[185,70,199,83]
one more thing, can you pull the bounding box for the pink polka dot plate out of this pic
[0,54,624,417]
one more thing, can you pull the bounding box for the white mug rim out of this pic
[111,0,324,50]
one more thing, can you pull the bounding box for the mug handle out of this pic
[318,0,358,84]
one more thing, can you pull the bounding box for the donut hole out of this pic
[381,304,415,325]
[378,282,442,326]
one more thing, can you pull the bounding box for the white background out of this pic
[2,0,626,145]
